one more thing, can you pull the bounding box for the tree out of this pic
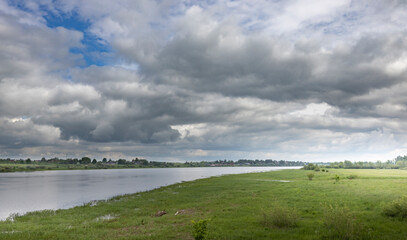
[344,160,353,168]
[117,159,127,164]
[102,158,107,163]
[25,158,32,164]
[81,157,91,164]
[92,159,97,164]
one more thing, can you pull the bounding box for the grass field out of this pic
[1,169,407,239]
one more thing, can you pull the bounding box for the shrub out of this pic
[307,173,315,180]
[314,166,321,172]
[192,219,210,240]
[334,175,340,182]
[322,204,371,240]
[383,196,407,219]
[303,163,320,170]
[262,205,298,228]
[321,169,326,172]
[347,174,358,180]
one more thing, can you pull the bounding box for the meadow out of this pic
[1,169,407,239]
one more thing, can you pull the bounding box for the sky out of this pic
[1,0,407,162]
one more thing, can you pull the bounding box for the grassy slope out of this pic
[1,169,407,239]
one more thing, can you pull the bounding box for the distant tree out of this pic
[344,160,353,168]
[41,157,46,162]
[303,163,317,170]
[102,158,107,163]
[25,158,32,164]
[81,157,91,164]
[92,159,97,164]
[117,159,127,164]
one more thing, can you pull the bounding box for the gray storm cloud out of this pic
[1,0,407,161]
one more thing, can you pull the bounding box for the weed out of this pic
[262,205,299,228]
[192,219,210,240]
[383,196,407,219]
[321,204,371,240]
[334,175,340,182]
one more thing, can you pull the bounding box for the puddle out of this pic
[95,214,117,221]
[253,179,291,182]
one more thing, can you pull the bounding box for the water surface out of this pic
[0,166,299,220]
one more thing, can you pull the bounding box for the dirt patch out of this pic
[155,210,167,217]
[175,209,195,215]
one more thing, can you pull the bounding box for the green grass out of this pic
[1,169,407,239]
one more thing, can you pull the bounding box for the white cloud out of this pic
[290,102,332,116]
[1,0,407,162]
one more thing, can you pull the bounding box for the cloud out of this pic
[1,1,407,162]
[0,6,83,80]
[0,117,61,148]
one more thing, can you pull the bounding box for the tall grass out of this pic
[262,205,299,228]
[382,196,407,219]
[322,204,371,240]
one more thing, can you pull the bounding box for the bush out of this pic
[314,166,321,171]
[383,196,407,219]
[334,175,340,182]
[322,204,371,240]
[303,163,320,170]
[307,173,315,180]
[321,169,326,172]
[347,174,358,180]
[262,205,298,228]
[192,219,210,240]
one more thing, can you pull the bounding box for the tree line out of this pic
[0,157,305,168]
[307,155,407,169]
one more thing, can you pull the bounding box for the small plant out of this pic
[192,219,210,240]
[262,205,299,228]
[347,174,358,180]
[307,173,315,180]
[334,175,340,182]
[383,196,407,219]
[321,169,326,172]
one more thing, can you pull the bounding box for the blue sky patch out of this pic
[8,1,111,67]
[43,9,111,67]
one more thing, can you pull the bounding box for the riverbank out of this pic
[1,169,407,239]
[0,162,304,172]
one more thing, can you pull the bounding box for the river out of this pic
[0,166,300,220]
